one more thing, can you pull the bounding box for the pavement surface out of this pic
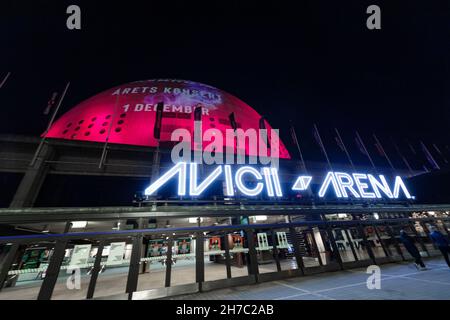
[166,257,450,300]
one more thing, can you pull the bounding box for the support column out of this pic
[86,240,105,299]
[136,218,148,274]
[165,237,174,287]
[195,232,205,291]
[37,240,68,300]
[0,243,20,290]
[10,143,54,208]
[126,235,143,299]
[246,229,259,277]
[223,234,232,279]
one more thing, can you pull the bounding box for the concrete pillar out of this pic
[9,143,54,208]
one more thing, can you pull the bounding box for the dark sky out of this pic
[1,0,450,167]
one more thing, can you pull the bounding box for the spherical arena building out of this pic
[45,79,290,159]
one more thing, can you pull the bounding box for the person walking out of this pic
[399,229,426,270]
[429,226,450,267]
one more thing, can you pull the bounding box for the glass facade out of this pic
[0,208,449,300]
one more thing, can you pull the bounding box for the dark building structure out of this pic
[0,79,449,300]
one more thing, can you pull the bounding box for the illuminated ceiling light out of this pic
[337,213,347,219]
[71,221,87,229]
[427,211,436,216]
[254,215,267,221]
[373,213,380,220]
[112,221,121,230]
[188,217,204,223]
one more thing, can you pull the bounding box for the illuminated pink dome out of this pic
[45,79,291,159]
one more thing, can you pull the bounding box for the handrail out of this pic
[1,203,449,224]
[1,216,448,243]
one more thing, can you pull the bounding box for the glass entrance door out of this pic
[293,226,321,268]
[346,226,372,261]
[330,226,357,263]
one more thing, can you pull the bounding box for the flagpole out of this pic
[313,124,333,171]
[335,128,355,170]
[290,122,314,201]
[0,72,10,89]
[432,143,448,164]
[99,92,121,168]
[373,134,395,172]
[194,105,204,178]
[420,140,440,170]
[229,112,238,164]
[406,139,417,155]
[150,102,164,187]
[390,137,414,177]
[30,82,70,167]
[259,116,271,149]
[406,139,428,173]
[444,145,450,160]
[289,122,308,173]
[355,131,377,172]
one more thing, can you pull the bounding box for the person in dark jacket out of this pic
[399,229,426,270]
[429,226,450,267]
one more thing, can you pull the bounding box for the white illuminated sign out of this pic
[318,171,412,199]
[144,163,413,200]
[235,166,264,196]
[189,163,222,196]
[292,176,312,191]
[145,162,186,196]
[144,163,283,198]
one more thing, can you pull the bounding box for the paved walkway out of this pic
[166,258,450,300]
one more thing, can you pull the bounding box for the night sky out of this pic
[1,0,450,168]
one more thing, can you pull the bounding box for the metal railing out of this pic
[0,215,449,300]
